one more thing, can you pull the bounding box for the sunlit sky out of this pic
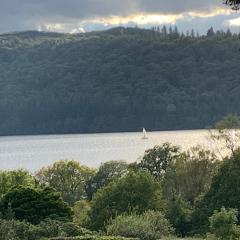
[1,0,240,34]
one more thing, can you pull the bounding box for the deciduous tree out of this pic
[88,171,164,230]
[36,160,95,205]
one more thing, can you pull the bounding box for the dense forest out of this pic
[1,26,240,135]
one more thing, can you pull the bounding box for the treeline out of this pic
[1,27,240,135]
[2,138,240,239]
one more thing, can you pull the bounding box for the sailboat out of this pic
[142,128,148,140]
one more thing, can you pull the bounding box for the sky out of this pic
[1,0,240,34]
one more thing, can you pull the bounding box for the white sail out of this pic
[142,128,148,139]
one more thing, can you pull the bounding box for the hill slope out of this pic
[0,27,240,136]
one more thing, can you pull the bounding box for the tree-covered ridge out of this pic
[1,27,240,136]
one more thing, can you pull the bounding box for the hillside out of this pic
[0,27,240,136]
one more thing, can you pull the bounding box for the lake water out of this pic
[0,130,214,172]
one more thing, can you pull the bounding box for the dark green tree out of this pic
[166,196,192,237]
[1,28,240,135]
[192,149,240,234]
[139,143,180,180]
[0,187,72,224]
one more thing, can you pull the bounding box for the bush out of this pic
[0,219,93,240]
[166,196,192,237]
[208,207,240,240]
[0,219,37,240]
[73,200,91,227]
[88,171,164,230]
[0,186,72,224]
[106,210,173,240]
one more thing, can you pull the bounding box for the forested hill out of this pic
[1,27,240,136]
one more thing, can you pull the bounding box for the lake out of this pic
[0,130,214,172]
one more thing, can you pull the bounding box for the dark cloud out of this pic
[0,0,233,33]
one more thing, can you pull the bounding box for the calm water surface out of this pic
[0,130,213,171]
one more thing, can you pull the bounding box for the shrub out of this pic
[0,219,37,240]
[0,219,93,240]
[0,186,72,224]
[106,210,173,240]
[73,200,91,227]
[49,236,138,240]
[208,207,240,240]
[166,196,192,237]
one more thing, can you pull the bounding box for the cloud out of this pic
[84,13,184,26]
[0,0,236,33]
[227,16,240,26]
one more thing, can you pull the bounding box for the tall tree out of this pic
[36,160,95,205]
[163,147,219,203]
[0,169,35,198]
[192,149,240,234]
[139,143,181,181]
[210,114,240,156]
[88,171,164,230]
[86,160,128,200]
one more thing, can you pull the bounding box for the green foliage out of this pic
[73,200,91,227]
[0,169,35,198]
[0,186,72,224]
[106,210,173,240]
[208,207,240,240]
[0,219,36,240]
[1,28,240,136]
[166,196,192,237]
[139,143,180,180]
[88,171,164,230]
[36,160,95,205]
[211,114,240,154]
[163,147,219,203]
[215,114,240,130]
[87,161,128,200]
[0,218,92,240]
[192,149,240,234]
[48,236,138,240]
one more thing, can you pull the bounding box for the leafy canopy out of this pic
[209,207,240,240]
[139,143,180,180]
[36,160,95,205]
[1,28,240,135]
[87,160,128,200]
[163,146,219,203]
[0,169,35,198]
[88,171,164,230]
[0,186,72,224]
[192,149,240,234]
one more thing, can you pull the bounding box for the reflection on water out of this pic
[0,130,213,171]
